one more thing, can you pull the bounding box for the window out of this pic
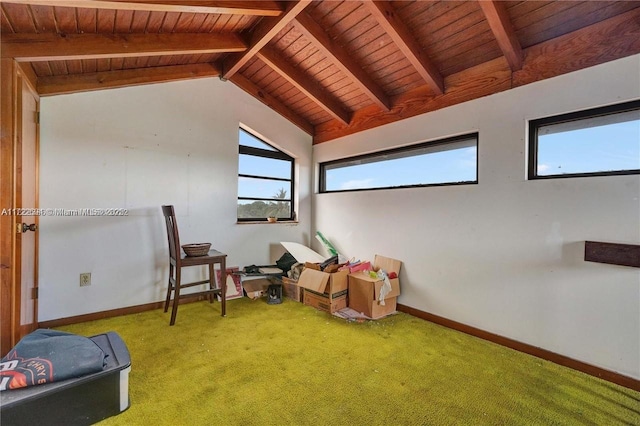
[237,128,294,221]
[319,133,478,193]
[528,100,640,179]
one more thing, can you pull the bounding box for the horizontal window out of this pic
[528,100,640,179]
[238,200,291,220]
[239,155,291,180]
[319,134,478,193]
[238,176,291,200]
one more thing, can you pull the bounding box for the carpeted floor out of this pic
[57,298,640,425]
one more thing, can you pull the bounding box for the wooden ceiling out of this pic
[2,1,639,143]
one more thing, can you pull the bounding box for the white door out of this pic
[19,77,38,333]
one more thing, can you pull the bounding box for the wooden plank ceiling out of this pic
[2,0,639,143]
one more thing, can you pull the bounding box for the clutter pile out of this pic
[274,235,402,320]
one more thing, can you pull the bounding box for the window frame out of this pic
[528,100,640,180]
[237,128,295,222]
[319,133,479,194]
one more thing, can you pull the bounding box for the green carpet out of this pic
[57,298,639,425]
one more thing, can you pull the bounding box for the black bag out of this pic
[320,255,338,271]
[275,252,297,274]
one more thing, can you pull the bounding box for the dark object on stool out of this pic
[275,252,297,274]
[162,205,228,325]
[267,284,283,304]
[0,331,131,426]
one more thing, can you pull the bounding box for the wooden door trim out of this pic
[32,80,40,333]
[14,70,23,340]
[1,58,18,355]
[0,60,40,356]
[17,63,38,102]
[17,71,39,336]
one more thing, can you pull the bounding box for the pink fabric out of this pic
[349,261,371,273]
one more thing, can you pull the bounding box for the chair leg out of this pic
[208,264,215,303]
[170,268,181,326]
[220,259,226,317]
[164,264,174,313]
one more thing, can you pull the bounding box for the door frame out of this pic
[1,59,40,356]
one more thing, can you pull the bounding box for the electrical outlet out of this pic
[80,273,91,287]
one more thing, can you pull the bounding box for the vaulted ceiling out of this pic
[2,0,639,143]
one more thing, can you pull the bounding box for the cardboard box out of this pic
[297,268,349,313]
[297,268,348,296]
[348,255,401,319]
[281,276,303,302]
[242,278,271,299]
[303,291,347,314]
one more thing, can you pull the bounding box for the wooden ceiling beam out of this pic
[314,57,511,144]
[0,0,283,16]
[314,7,640,144]
[37,63,221,96]
[478,0,524,71]
[294,11,391,112]
[221,0,311,79]
[363,0,444,95]
[229,73,314,135]
[257,47,351,126]
[512,7,640,87]
[1,33,246,61]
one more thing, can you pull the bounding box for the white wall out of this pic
[39,78,313,321]
[313,55,640,379]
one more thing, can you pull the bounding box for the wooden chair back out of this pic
[162,205,180,262]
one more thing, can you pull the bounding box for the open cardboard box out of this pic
[348,255,401,319]
[297,268,348,295]
[279,241,349,313]
[242,278,271,300]
[297,267,348,313]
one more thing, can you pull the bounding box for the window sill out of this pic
[236,221,299,225]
